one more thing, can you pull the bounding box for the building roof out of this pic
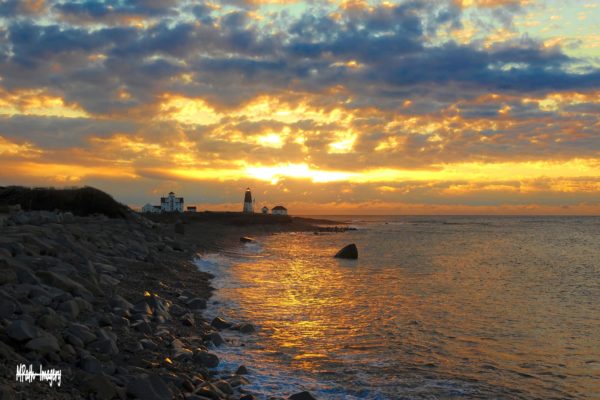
[272,205,287,210]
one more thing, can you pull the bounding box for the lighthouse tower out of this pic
[243,188,254,213]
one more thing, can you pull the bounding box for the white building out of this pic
[272,205,288,215]
[243,188,254,213]
[142,203,161,213]
[261,206,269,214]
[161,192,184,212]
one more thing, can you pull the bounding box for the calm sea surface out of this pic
[196,216,600,399]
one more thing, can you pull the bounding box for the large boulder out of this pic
[334,243,358,259]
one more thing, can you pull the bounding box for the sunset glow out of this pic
[0,0,599,214]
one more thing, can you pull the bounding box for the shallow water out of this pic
[196,216,600,399]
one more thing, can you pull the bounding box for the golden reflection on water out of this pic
[218,219,600,399]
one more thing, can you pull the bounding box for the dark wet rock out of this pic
[237,323,255,334]
[228,375,250,388]
[0,261,17,285]
[110,294,134,311]
[126,374,173,400]
[194,350,219,368]
[210,317,231,330]
[25,335,60,355]
[0,385,16,400]
[0,341,26,363]
[80,355,103,374]
[204,332,225,347]
[6,320,38,342]
[289,391,318,400]
[38,309,66,330]
[187,298,207,310]
[240,395,256,400]
[88,338,119,356]
[82,374,117,400]
[131,320,152,334]
[58,299,80,319]
[133,301,153,316]
[0,299,17,319]
[334,243,358,259]
[36,271,93,300]
[64,333,84,349]
[66,323,97,344]
[240,237,254,243]
[139,338,158,350]
[214,379,233,395]
[171,339,193,360]
[235,365,249,375]
[181,313,195,327]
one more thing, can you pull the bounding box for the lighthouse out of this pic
[243,188,254,213]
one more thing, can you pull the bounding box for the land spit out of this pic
[0,208,334,400]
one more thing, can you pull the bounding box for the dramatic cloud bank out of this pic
[1,0,599,213]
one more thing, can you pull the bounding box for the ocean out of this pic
[195,216,600,399]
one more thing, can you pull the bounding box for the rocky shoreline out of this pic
[0,209,322,400]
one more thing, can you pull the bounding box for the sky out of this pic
[0,0,599,215]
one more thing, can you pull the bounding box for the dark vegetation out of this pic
[0,186,130,218]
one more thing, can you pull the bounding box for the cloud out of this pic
[0,0,599,212]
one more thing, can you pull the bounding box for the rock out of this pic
[0,299,17,318]
[62,212,75,223]
[213,380,233,395]
[235,365,249,375]
[237,323,255,334]
[38,311,65,330]
[110,294,134,310]
[126,374,173,400]
[133,301,153,316]
[80,355,103,374]
[88,338,119,356]
[205,332,225,347]
[58,299,80,319]
[186,298,207,310]
[181,313,195,327]
[194,350,219,368]
[334,243,358,259]
[64,333,84,349]
[139,339,158,350]
[131,320,152,334]
[289,392,318,400]
[82,374,117,400]
[6,320,38,342]
[228,375,250,387]
[240,237,254,243]
[0,262,17,285]
[240,395,256,400]
[0,385,16,400]
[174,221,185,235]
[36,271,93,300]
[0,341,26,363]
[210,317,231,330]
[25,335,60,355]
[66,323,97,344]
